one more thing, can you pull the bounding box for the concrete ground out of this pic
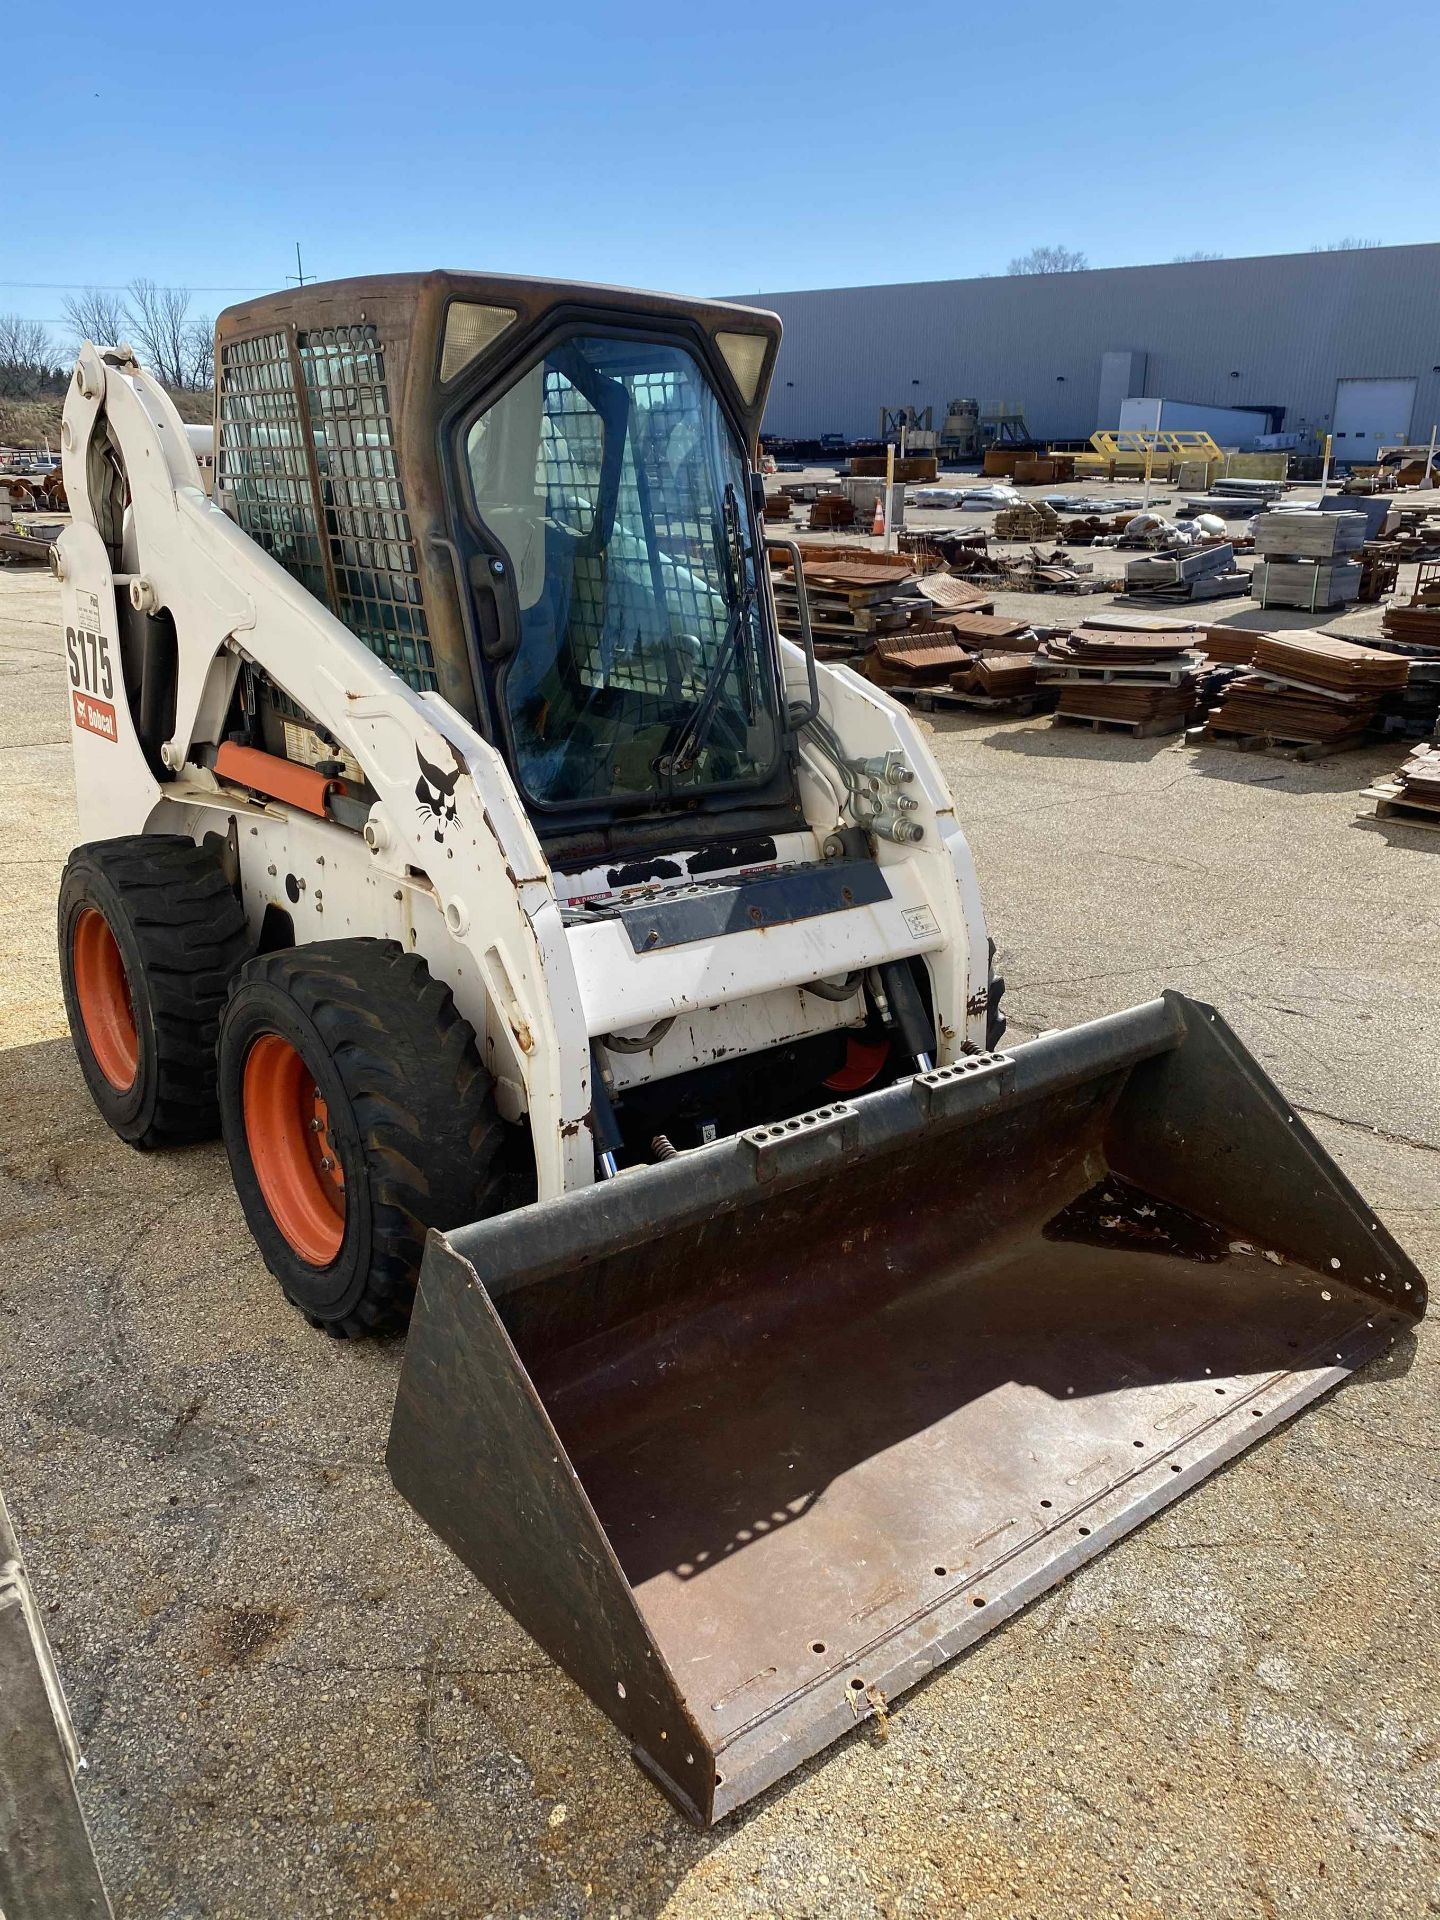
[1,488,1437,1918]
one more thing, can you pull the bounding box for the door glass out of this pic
[464,336,780,809]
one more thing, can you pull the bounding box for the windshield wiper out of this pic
[661,483,755,779]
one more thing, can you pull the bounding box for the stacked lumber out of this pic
[762,492,794,523]
[850,454,937,483]
[781,543,914,576]
[1196,632,1408,750]
[995,500,1060,541]
[1365,610,1440,735]
[1037,619,1205,736]
[772,559,924,651]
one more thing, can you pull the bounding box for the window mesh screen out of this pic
[217,331,328,603]
[298,326,436,692]
[217,323,437,694]
[537,365,742,715]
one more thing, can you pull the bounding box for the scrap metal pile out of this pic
[864,611,1044,708]
[1364,742,1440,833]
[1124,537,1245,602]
[1036,619,1205,736]
[770,548,992,662]
[1195,631,1409,752]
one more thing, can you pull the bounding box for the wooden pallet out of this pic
[1185,725,1366,762]
[775,602,915,636]
[1360,783,1440,833]
[1053,711,1184,739]
[1038,660,1201,687]
[887,685,1043,717]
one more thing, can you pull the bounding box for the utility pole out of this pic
[287,244,309,289]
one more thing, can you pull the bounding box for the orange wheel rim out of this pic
[242,1033,346,1266]
[72,907,139,1091]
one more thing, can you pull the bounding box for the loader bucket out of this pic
[387,993,1425,1824]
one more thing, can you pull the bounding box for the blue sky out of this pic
[4,0,1437,343]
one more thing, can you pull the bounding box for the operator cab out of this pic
[212,271,791,859]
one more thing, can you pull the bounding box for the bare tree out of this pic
[1172,250,1223,262]
[124,278,192,389]
[1309,237,1383,251]
[0,312,60,398]
[1007,244,1089,275]
[62,287,129,349]
[185,313,215,391]
[62,280,215,391]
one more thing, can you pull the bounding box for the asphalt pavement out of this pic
[1,522,1436,1919]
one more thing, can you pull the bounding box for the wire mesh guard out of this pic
[217,331,329,605]
[298,327,435,692]
[218,325,437,693]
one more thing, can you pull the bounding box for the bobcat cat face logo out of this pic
[416,747,461,841]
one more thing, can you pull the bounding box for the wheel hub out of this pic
[72,907,139,1092]
[242,1033,346,1266]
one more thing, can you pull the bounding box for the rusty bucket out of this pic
[387,993,1424,1823]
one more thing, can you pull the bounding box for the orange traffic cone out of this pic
[872,494,885,537]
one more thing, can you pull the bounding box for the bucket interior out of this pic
[510,1075,1398,1760]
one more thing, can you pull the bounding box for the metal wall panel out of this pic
[736,246,1440,448]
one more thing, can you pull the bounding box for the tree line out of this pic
[0,282,214,402]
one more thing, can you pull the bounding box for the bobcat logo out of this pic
[415,746,461,842]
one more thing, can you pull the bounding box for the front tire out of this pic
[217,939,511,1338]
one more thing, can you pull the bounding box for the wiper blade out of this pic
[663,484,753,778]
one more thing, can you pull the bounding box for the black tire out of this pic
[217,939,515,1338]
[58,835,251,1149]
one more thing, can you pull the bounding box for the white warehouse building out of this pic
[737,244,1440,458]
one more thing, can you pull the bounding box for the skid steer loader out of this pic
[52,272,1424,1825]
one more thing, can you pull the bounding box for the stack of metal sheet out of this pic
[1197,632,1408,748]
[1363,742,1440,832]
[1037,621,1205,735]
[1201,626,1263,666]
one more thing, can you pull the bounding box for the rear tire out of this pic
[217,939,514,1338]
[58,835,251,1148]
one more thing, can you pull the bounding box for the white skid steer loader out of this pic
[52,273,1424,1824]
